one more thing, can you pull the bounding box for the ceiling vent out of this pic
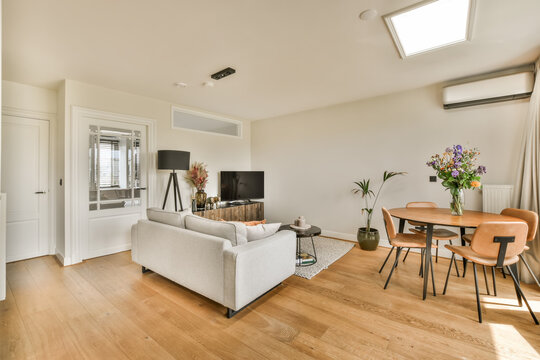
[442,68,534,109]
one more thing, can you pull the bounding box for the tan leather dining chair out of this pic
[380,207,437,293]
[463,208,540,288]
[406,202,460,264]
[443,221,538,324]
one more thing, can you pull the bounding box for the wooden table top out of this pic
[388,207,525,228]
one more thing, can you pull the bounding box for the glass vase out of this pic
[450,189,464,216]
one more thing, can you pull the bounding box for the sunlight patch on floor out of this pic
[482,297,540,312]
[487,323,539,359]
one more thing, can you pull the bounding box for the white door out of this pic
[79,116,147,260]
[1,116,49,262]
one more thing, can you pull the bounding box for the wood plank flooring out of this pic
[1,244,539,359]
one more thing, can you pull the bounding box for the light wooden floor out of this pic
[1,244,539,360]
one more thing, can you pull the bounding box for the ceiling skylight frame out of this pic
[383,0,476,59]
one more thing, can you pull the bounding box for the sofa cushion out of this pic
[184,215,248,246]
[246,223,282,242]
[147,207,192,228]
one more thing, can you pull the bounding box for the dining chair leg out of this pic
[460,227,467,278]
[519,253,540,288]
[379,246,395,273]
[435,240,439,263]
[384,247,402,289]
[443,253,455,295]
[501,268,506,279]
[402,248,411,263]
[472,263,483,323]
[482,265,491,296]
[419,249,424,277]
[506,265,539,325]
[429,255,436,296]
[448,240,460,277]
[509,264,523,307]
[491,266,497,296]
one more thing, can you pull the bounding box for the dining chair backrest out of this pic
[381,207,396,240]
[500,208,538,242]
[406,202,437,227]
[470,222,528,263]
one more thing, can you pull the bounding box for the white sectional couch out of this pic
[131,208,296,317]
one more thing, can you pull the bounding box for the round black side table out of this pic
[279,225,321,267]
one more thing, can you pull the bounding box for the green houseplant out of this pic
[353,171,406,250]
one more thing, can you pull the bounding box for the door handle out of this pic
[136,187,147,190]
[35,191,46,194]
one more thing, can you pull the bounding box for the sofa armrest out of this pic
[223,230,296,310]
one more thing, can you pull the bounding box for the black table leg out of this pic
[423,224,434,300]
[398,219,405,233]
[460,227,467,277]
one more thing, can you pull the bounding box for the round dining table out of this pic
[388,208,525,300]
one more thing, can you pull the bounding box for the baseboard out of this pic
[55,251,69,266]
[85,244,131,260]
[321,230,356,242]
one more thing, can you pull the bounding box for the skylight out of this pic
[384,0,475,58]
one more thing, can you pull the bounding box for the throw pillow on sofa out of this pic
[246,223,282,242]
[147,207,192,228]
[184,215,247,246]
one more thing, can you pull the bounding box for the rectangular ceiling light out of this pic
[384,0,475,58]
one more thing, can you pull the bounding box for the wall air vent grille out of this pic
[171,107,242,138]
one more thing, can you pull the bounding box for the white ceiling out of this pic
[3,0,540,120]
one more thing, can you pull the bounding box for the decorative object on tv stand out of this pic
[427,145,485,216]
[353,171,406,251]
[158,150,190,211]
[185,162,209,210]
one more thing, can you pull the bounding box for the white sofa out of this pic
[131,208,296,317]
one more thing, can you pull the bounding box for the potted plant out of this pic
[427,145,485,215]
[185,162,209,209]
[353,171,406,250]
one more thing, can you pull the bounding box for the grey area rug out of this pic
[294,237,355,279]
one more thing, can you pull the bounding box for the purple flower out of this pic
[476,165,487,175]
[445,147,452,153]
[451,170,459,178]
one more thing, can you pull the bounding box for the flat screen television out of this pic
[220,171,264,201]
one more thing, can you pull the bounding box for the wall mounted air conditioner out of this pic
[442,70,534,109]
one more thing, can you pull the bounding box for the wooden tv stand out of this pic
[193,201,264,221]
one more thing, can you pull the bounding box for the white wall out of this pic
[57,79,251,264]
[251,84,529,254]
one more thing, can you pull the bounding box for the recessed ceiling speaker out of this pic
[211,67,236,80]
[359,9,378,21]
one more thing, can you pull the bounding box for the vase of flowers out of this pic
[427,145,486,216]
[185,162,209,209]
[353,171,406,250]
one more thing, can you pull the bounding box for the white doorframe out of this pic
[69,107,156,265]
[1,106,57,257]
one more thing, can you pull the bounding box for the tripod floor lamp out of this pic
[158,150,190,211]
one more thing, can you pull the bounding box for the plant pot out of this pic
[195,190,207,209]
[357,228,380,251]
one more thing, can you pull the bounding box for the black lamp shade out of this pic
[157,150,190,170]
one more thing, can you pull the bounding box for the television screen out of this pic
[220,171,264,201]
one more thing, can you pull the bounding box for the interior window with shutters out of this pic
[89,126,142,211]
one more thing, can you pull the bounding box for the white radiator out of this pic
[482,185,513,214]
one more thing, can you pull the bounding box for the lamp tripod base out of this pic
[162,170,184,211]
